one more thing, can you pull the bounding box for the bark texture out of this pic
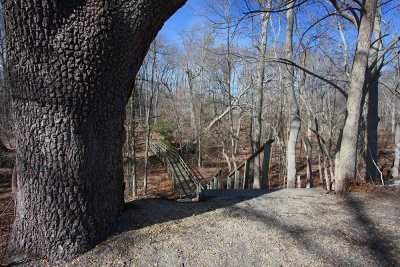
[336,0,378,193]
[4,0,185,261]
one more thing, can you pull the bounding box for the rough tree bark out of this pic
[284,0,300,188]
[335,0,378,193]
[4,0,186,261]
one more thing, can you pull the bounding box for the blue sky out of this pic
[159,0,208,43]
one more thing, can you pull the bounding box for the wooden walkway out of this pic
[149,140,204,201]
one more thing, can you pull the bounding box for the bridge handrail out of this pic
[149,140,204,200]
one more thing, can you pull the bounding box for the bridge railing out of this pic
[206,140,274,190]
[149,140,204,201]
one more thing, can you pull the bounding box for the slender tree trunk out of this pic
[234,113,243,155]
[303,133,313,188]
[393,120,400,178]
[253,0,271,189]
[297,34,312,188]
[222,141,232,172]
[336,0,378,193]
[315,119,331,190]
[144,111,151,195]
[143,43,157,196]
[186,69,198,141]
[130,90,137,198]
[366,71,380,182]
[4,0,185,261]
[318,153,324,184]
[284,0,300,188]
[126,97,133,196]
[11,163,17,194]
[392,104,396,134]
[198,67,204,168]
[324,159,330,189]
[366,11,383,183]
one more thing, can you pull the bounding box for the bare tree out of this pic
[252,0,272,189]
[284,0,300,188]
[394,118,400,178]
[334,0,378,193]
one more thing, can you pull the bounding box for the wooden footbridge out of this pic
[149,139,275,201]
[149,140,205,201]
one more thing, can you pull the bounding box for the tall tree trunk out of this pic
[303,131,313,188]
[186,69,198,140]
[297,30,312,188]
[336,0,378,193]
[144,42,157,196]
[130,93,137,198]
[366,11,382,183]
[143,107,151,195]
[392,104,396,135]
[393,119,400,178]
[4,0,185,261]
[11,163,17,194]
[284,0,300,188]
[252,0,271,189]
[366,70,380,182]
[126,97,133,196]
[227,42,237,170]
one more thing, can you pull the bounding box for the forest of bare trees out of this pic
[0,0,399,263]
[122,0,400,196]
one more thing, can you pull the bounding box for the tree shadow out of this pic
[342,195,399,266]
[221,194,399,266]
[111,189,278,236]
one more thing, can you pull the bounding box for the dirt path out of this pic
[8,188,400,267]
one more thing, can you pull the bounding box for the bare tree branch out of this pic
[274,58,348,98]
[329,0,360,27]
[205,82,255,131]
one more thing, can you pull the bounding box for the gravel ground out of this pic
[10,188,400,267]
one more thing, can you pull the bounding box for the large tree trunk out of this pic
[335,0,378,193]
[284,0,300,188]
[4,0,185,261]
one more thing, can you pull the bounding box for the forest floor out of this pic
[6,186,400,267]
[1,130,399,266]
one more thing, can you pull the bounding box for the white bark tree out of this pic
[394,117,400,178]
[284,0,301,188]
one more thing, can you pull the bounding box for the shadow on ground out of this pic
[222,193,399,267]
[6,188,400,266]
[113,189,279,235]
[342,195,399,266]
